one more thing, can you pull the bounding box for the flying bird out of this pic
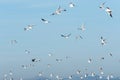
[56,58,62,62]
[38,72,43,77]
[99,76,103,79]
[41,18,50,23]
[68,75,72,79]
[51,6,66,15]
[101,57,105,60]
[69,2,75,8]
[88,58,92,63]
[91,72,95,77]
[105,7,112,17]
[76,35,83,39]
[11,40,18,44]
[109,53,113,56]
[76,70,81,74]
[99,2,106,9]
[32,58,36,62]
[50,73,53,77]
[31,58,40,62]
[24,24,35,31]
[25,50,30,54]
[100,36,107,45]
[61,33,71,39]
[77,24,86,31]
[48,52,53,57]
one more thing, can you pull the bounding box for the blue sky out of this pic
[0,0,120,79]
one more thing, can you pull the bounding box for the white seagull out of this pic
[25,49,30,54]
[38,72,43,77]
[76,35,83,40]
[105,7,112,18]
[68,75,72,79]
[76,70,81,74]
[88,58,92,63]
[91,72,95,77]
[51,6,66,15]
[61,33,71,39]
[100,36,107,45]
[99,2,106,10]
[24,24,35,31]
[48,53,53,57]
[77,24,86,31]
[41,18,50,24]
[69,2,75,8]
[50,73,53,78]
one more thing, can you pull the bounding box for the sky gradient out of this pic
[0,0,120,79]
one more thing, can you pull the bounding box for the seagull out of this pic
[51,6,66,15]
[24,24,35,31]
[68,75,72,79]
[101,57,105,60]
[109,53,113,56]
[65,56,71,59]
[25,50,30,54]
[88,58,92,63]
[84,73,88,78]
[9,77,14,80]
[91,72,95,77]
[77,24,86,31]
[110,74,114,78]
[99,67,103,71]
[11,40,18,44]
[3,74,7,80]
[100,71,104,75]
[9,71,13,76]
[56,58,62,62]
[99,75,103,79]
[47,64,51,68]
[4,74,8,80]
[105,7,112,17]
[69,2,75,8]
[41,18,50,23]
[100,36,106,45]
[61,33,71,39]
[56,75,60,80]
[48,53,53,57]
[32,58,40,62]
[21,65,27,69]
[80,76,83,79]
[32,58,36,62]
[50,73,53,77]
[76,70,81,74]
[76,35,83,39]
[99,2,106,9]
[107,75,110,80]
[38,72,43,77]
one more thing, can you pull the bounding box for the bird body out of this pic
[52,6,66,15]
[105,7,112,17]
[61,33,71,38]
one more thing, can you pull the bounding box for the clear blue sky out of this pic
[0,0,120,79]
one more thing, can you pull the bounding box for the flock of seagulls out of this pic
[2,1,120,80]
[99,2,112,17]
